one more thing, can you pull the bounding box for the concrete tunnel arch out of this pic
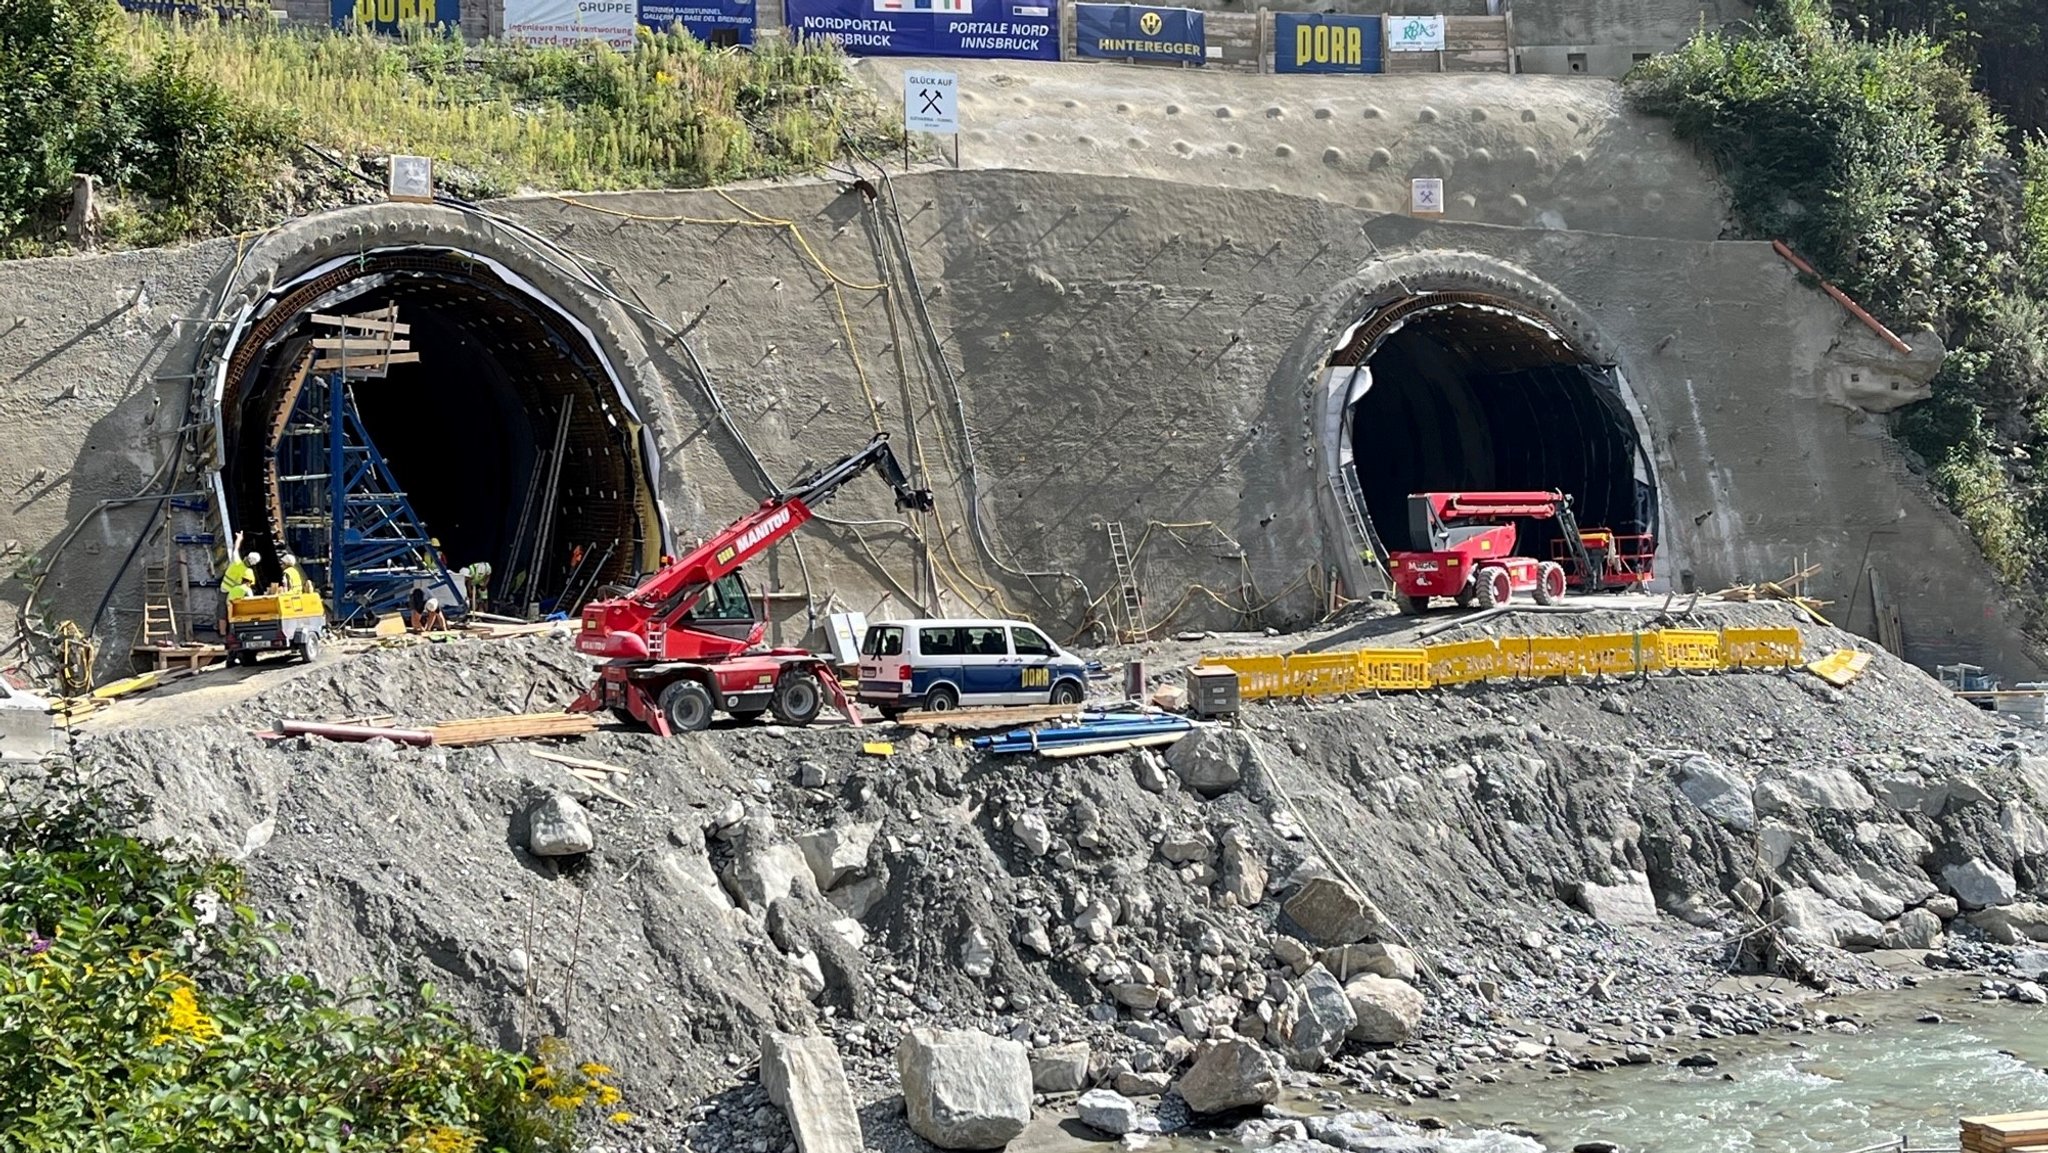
[1303,253,1672,597]
[201,210,676,612]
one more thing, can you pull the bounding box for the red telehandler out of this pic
[569,433,933,735]
[1387,490,1651,613]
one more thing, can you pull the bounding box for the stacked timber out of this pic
[1961,1111,2048,1152]
[428,712,597,747]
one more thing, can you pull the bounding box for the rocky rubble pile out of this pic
[82,613,2048,1148]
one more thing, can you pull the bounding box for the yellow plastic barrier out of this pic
[1722,626,1802,670]
[1202,625,1806,702]
[1357,647,1431,691]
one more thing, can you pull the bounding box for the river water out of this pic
[1405,985,2048,1152]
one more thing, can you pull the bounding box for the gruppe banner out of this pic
[503,0,639,46]
[784,0,1059,61]
[1274,13,1381,73]
[639,0,756,44]
[328,0,457,29]
[1073,4,1204,63]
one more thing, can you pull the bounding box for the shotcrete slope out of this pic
[77,603,2048,1145]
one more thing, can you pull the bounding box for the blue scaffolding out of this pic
[274,368,464,624]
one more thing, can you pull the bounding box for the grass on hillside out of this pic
[1,5,895,252]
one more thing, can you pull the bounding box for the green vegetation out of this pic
[0,762,623,1149]
[0,0,890,252]
[1627,0,2048,600]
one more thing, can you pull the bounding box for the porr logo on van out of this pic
[1138,10,1162,34]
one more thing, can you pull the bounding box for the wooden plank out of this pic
[429,712,597,746]
[311,351,422,369]
[892,704,1087,729]
[92,672,160,700]
[1038,732,1190,759]
[530,748,630,776]
[310,312,411,334]
[310,337,410,351]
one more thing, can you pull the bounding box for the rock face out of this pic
[1575,872,1659,925]
[1345,974,1426,1044]
[1166,728,1252,796]
[897,1028,1033,1150]
[1267,965,1356,1070]
[1177,1039,1281,1114]
[761,1033,863,1153]
[1943,858,2018,910]
[1283,876,1382,945]
[527,793,594,856]
[1030,1043,1089,1093]
[1677,756,1755,831]
[1076,1089,1145,1136]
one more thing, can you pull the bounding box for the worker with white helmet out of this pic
[220,532,258,603]
[279,552,308,595]
[414,596,447,634]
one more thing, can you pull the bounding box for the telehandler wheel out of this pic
[769,669,824,727]
[659,679,714,732]
[1532,562,1567,605]
[1396,593,1428,615]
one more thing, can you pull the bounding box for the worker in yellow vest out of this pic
[279,553,308,595]
[462,561,491,610]
[218,532,257,638]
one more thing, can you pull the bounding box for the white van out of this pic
[856,618,1089,715]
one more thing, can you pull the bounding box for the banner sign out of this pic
[1274,13,1380,72]
[328,0,456,29]
[639,0,756,44]
[122,0,261,16]
[1386,13,1444,51]
[504,0,638,47]
[784,0,1058,61]
[1073,4,1204,63]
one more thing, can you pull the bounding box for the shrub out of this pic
[0,762,621,1150]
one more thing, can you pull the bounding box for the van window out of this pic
[862,625,903,657]
[920,626,963,656]
[965,626,1009,656]
[1010,627,1053,657]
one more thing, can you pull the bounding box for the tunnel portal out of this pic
[213,247,664,615]
[1331,292,1658,572]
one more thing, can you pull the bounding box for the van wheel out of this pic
[658,679,714,733]
[923,683,960,712]
[1050,679,1084,706]
[770,670,824,727]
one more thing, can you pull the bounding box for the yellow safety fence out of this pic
[1205,626,1804,701]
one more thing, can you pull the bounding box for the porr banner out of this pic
[329,0,458,31]
[1274,13,1380,73]
[784,0,1059,60]
[639,0,756,44]
[503,0,638,47]
[1073,3,1204,63]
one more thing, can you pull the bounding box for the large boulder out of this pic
[1267,966,1356,1070]
[1575,872,1659,925]
[1943,858,2018,910]
[761,1033,863,1153]
[1677,755,1755,831]
[1773,888,1884,949]
[1166,728,1254,797]
[1176,1039,1281,1114]
[797,822,880,891]
[2002,803,2048,858]
[1967,902,2048,944]
[1344,975,1426,1045]
[721,841,818,914]
[1322,942,1418,983]
[1029,1043,1090,1093]
[1219,828,1269,905]
[1783,766,1875,812]
[527,793,594,857]
[897,1028,1033,1150]
[1283,876,1384,946]
[1887,907,1944,950]
[1076,1089,1147,1136]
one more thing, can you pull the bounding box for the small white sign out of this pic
[1410,177,1445,215]
[388,154,433,203]
[905,70,959,136]
[1387,14,1445,51]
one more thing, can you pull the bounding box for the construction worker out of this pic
[462,561,491,610]
[279,553,308,595]
[218,534,258,638]
[415,596,447,634]
[428,537,447,571]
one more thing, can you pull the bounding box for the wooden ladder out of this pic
[1105,520,1145,642]
[138,560,178,647]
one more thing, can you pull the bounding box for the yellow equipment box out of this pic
[228,591,326,623]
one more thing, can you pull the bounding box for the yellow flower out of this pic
[161,981,221,1045]
[596,1084,622,1107]
[609,1111,634,1124]
[579,1061,613,1079]
[545,1092,586,1112]
[406,1126,480,1153]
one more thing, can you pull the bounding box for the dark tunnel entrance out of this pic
[213,248,665,618]
[1332,293,1658,571]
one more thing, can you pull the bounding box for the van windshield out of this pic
[862,626,904,657]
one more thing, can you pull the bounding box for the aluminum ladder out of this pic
[1105,520,1145,641]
